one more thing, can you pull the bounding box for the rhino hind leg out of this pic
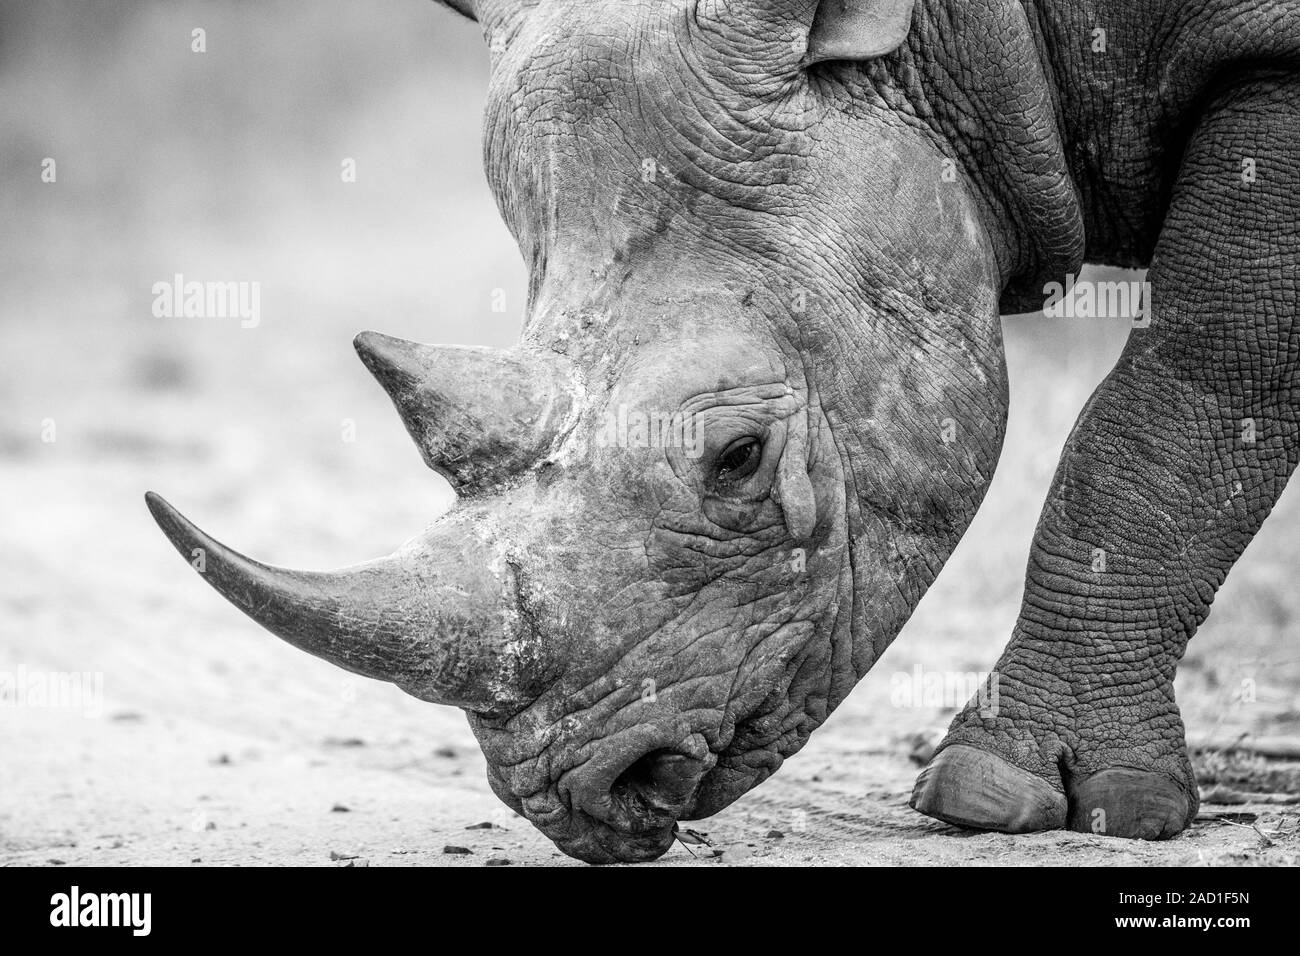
[914,73,1300,840]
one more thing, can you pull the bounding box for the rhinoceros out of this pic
[146,0,1300,862]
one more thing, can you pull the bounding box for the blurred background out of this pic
[2,0,1296,865]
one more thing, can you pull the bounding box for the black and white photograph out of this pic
[2,0,1297,921]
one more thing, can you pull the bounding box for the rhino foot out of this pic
[909,684,1199,840]
[910,745,1066,832]
[1065,768,1195,840]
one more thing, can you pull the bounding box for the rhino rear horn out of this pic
[354,332,576,495]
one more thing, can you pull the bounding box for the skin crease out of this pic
[150,0,1296,862]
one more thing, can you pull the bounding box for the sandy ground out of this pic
[2,1,1298,867]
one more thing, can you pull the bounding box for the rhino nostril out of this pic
[613,748,711,816]
[568,731,716,831]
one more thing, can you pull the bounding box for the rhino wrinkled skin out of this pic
[147,0,1300,862]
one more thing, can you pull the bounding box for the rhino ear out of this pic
[432,0,476,22]
[806,0,915,63]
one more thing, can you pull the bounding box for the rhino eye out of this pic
[715,437,762,485]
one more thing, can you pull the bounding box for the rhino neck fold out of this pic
[896,0,1086,313]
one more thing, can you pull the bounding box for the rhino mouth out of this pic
[532,643,824,862]
[537,695,814,863]
[515,731,720,864]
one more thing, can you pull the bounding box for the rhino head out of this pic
[148,0,1081,862]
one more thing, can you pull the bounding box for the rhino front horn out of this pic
[353,331,576,496]
[144,492,548,711]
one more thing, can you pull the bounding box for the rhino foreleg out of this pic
[912,72,1300,839]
